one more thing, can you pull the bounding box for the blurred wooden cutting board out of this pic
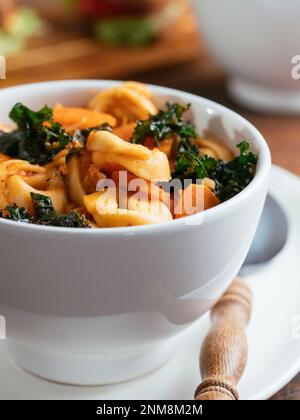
[1,8,202,88]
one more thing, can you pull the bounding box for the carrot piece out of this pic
[174,184,220,219]
[158,139,173,157]
[113,123,136,142]
[53,105,116,130]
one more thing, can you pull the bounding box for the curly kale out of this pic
[131,103,257,203]
[1,193,91,228]
[3,103,71,165]
[172,141,258,202]
[30,193,91,228]
[0,204,33,223]
[212,142,258,201]
[131,103,197,146]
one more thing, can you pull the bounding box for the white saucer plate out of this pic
[0,165,300,400]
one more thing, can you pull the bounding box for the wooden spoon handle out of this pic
[194,277,252,400]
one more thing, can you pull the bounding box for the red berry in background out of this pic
[78,0,132,18]
[78,0,154,19]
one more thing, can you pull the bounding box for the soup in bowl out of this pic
[0,80,271,384]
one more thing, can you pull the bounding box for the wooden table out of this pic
[125,54,300,400]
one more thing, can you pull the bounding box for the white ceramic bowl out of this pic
[0,80,271,385]
[193,0,300,113]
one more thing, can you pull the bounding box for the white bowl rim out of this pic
[0,79,271,236]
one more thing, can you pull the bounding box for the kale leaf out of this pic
[9,103,52,133]
[172,141,258,202]
[0,204,33,223]
[173,151,211,181]
[0,103,71,165]
[211,142,258,202]
[30,193,91,228]
[131,103,197,145]
[0,130,24,156]
[30,193,56,223]
[1,193,91,228]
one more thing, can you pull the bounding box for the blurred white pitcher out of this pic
[193,0,300,113]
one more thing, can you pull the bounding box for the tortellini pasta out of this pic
[88,131,171,182]
[84,191,172,227]
[196,138,234,161]
[88,81,157,123]
[0,160,67,213]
